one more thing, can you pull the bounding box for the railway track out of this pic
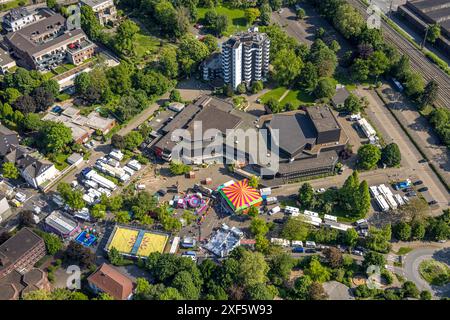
[347,0,450,108]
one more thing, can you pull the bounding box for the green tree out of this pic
[298,183,314,208]
[333,4,365,39]
[344,228,359,248]
[251,80,264,93]
[115,20,140,56]
[114,211,131,224]
[172,271,201,300]
[309,282,328,300]
[357,144,381,170]
[36,231,63,255]
[404,71,425,98]
[381,143,401,167]
[250,217,270,236]
[1,162,19,179]
[237,250,269,288]
[57,182,85,210]
[350,58,370,82]
[357,180,371,218]
[268,253,295,285]
[124,131,144,151]
[298,62,318,92]
[281,217,310,241]
[309,39,337,77]
[411,221,426,240]
[314,78,335,99]
[343,94,362,113]
[108,247,125,266]
[91,204,107,220]
[259,3,272,26]
[420,290,432,300]
[296,8,306,20]
[169,161,191,175]
[419,80,439,109]
[202,34,218,54]
[427,24,441,44]
[292,275,313,299]
[39,121,73,153]
[177,35,209,76]
[159,47,179,79]
[246,283,277,300]
[402,281,419,299]
[272,49,303,86]
[368,51,390,79]
[245,8,260,25]
[247,206,259,218]
[362,251,386,269]
[304,256,331,283]
[393,222,412,241]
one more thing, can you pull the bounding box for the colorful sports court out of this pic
[106,225,169,258]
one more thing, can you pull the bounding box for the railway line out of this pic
[347,0,450,108]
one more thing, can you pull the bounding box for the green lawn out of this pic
[52,153,70,171]
[197,5,248,35]
[133,32,161,60]
[261,87,316,107]
[419,259,450,286]
[280,89,316,107]
[0,0,29,11]
[260,87,289,104]
[396,247,413,255]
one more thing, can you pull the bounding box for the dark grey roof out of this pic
[410,0,450,12]
[0,228,43,271]
[160,103,201,134]
[267,112,317,156]
[5,145,53,179]
[277,149,339,174]
[331,87,350,106]
[187,106,241,138]
[3,7,32,22]
[306,106,341,133]
[0,125,19,156]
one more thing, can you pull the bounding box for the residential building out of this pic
[0,124,19,156]
[87,263,134,300]
[2,7,37,32]
[0,195,12,224]
[81,0,118,26]
[0,267,50,300]
[201,52,222,82]
[0,50,16,74]
[221,27,270,90]
[0,228,46,278]
[4,12,96,71]
[4,145,59,189]
[42,105,116,143]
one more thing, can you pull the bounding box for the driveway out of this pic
[400,245,450,298]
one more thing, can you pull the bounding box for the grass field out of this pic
[396,247,413,255]
[0,0,29,12]
[197,5,248,35]
[260,87,315,107]
[419,259,450,286]
[134,32,161,60]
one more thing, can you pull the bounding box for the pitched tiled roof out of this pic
[87,263,134,300]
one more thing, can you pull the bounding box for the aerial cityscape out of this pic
[0,0,449,305]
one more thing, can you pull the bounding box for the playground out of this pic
[106,226,169,258]
[75,227,98,247]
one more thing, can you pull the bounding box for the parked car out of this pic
[418,187,428,192]
[428,200,437,206]
[292,247,304,253]
[305,249,316,254]
[352,250,363,256]
[406,192,417,197]
[418,159,427,163]
[157,189,167,196]
[316,188,326,193]
[15,192,27,203]
[268,206,281,215]
[413,180,423,186]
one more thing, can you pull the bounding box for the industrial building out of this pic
[398,0,450,57]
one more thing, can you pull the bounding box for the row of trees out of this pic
[357,142,401,170]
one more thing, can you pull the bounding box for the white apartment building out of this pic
[2,7,36,32]
[221,27,270,90]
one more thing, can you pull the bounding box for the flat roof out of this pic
[277,149,339,174]
[267,111,317,156]
[0,228,43,270]
[187,106,241,138]
[306,106,341,133]
[45,211,78,235]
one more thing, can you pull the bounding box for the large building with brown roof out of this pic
[4,10,96,71]
[0,228,46,279]
[87,263,134,300]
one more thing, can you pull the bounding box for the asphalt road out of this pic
[400,246,450,298]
